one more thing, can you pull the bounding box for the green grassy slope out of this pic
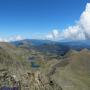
[50,49,90,90]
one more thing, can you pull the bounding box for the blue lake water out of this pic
[31,62,40,68]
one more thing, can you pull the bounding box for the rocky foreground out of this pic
[0,69,62,90]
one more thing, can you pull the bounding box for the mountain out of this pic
[0,41,90,90]
[0,42,32,73]
[59,40,90,50]
[0,42,63,90]
[11,39,90,56]
[11,39,55,46]
[50,49,90,90]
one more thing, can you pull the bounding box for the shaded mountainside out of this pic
[0,41,90,90]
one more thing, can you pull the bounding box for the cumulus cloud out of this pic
[0,3,90,42]
[0,35,24,42]
[46,3,90,41]
[46,29,60,40]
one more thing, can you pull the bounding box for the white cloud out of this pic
[0,35,24,42]
[46,29,60,40]
[0,3,90,42]
[46,3,90,41]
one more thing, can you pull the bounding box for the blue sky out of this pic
[0,0,88,39]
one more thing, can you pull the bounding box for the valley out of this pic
[0,40,90,90]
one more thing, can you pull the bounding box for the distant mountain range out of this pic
[11,39,90,56]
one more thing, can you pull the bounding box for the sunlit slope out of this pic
[0,42,32,75]
[51,49,90,90]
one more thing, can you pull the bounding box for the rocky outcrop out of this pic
[0,69,62,90]
[21,71,62,90]
[0,69,20,89]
